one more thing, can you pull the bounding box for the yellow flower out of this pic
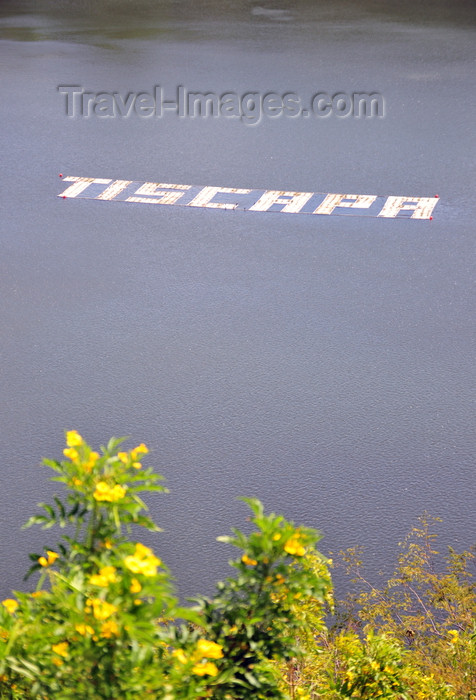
[448,629,459,644]
[38,550,59,567]
[195,639,224,660]
[131,443,148,460]
[66,430,83,447]
[73,478,82,486]
[31,591,43,599]
[75,623,94,636]
[132,462,142,469]
[93,481,126,502]
[100,565,117,580]
[100,620,119,638]
[141,559,160,576]
[125,557,159,576]
[117,452,129,464]
[47,550,59,564]
[1,599,18,614]
[192,661,219,677]
[88,598,117,620]
[124,556,142,574]
[124,543,161,577]
[112,485,126,499]
[273,533,282,541]
[241,554,258,566]
[172,649,188,664]
[130,578,142,593]
[93,481,112,501]
[284,535,305,557]
[84,451,99,472]
[63,447,79,462]
[52,642,69,658]
[89,566,118,587]
[135,543,152,558]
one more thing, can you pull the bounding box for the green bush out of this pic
[0,432,330,699]
[1,433,474,699]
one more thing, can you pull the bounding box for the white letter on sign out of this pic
[126,182,191,205]
[187,187,251,210]
[249,190,313,213]
[378,196,438,219]
[58,177,112,198]
[96,180,133,200]
[313,193,377,215]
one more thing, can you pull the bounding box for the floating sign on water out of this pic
[58,176,439,220]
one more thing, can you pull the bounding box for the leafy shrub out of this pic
[1,433,474,699]
[0,432,330,699]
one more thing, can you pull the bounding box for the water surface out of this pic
[0,0,475,600]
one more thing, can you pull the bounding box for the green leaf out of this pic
[67,501,80,517]
[239,496,264,518]
[54,496,66,517]
[42,520,56,529]
[133,515,162,531]
[23,562,41,580]
[42,458,63,472]
[104,436,128,453]
[6,656,38,680]
[22,515,47,529]
[243,671,262,687]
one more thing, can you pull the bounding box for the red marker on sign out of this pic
[59,173,63,178]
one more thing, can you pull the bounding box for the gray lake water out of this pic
[0,0,475,600]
